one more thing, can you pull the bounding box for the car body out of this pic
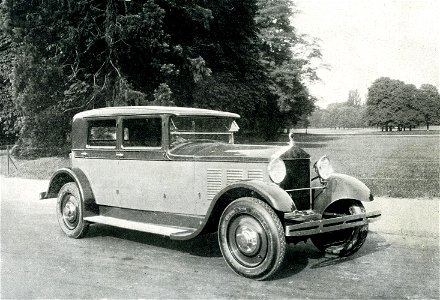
[41,106,381,280]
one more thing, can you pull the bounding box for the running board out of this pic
[84,215,196,238]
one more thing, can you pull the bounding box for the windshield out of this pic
[169,116,239,148]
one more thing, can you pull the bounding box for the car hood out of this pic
[167,142,310,161]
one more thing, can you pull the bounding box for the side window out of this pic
[87,119,117,147]
[122,117,162,148]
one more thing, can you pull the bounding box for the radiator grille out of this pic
[281,159,311,210]
[207,169,222,200]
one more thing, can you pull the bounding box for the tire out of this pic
[311,201,368,257]
[218,197,286,280]
[56,182,89,238]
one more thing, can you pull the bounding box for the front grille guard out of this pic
[284,210,381,237]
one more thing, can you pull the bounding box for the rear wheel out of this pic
[218,197,286,280]
[311,201,368,257]
[56,182,89,238]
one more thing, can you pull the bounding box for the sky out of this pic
[292,0,440,108]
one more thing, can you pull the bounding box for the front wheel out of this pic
[56,182,89,238]
[311,201,368,257]
[218,197,286,280]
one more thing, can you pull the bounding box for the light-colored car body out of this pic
[41,106,380,279]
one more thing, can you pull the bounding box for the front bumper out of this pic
[284,210,381,237]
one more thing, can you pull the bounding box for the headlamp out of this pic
[268,158,286,184]
[314,155,334,180]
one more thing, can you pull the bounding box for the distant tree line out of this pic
[0,0,321,156]
[366,77,440,131]
[308,89,368,129]
[308,79,440,130]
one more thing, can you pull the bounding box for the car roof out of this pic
[73,106,240,120]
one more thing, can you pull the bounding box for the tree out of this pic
[0,27,19,145]
[366,77,435,131]
[308,97,368,129]
[256,0,320,129]
[3,0,322,155]
[416,84,440,130]
[392,83,423,130]
[4,0,267,154]
[366,77,405,131]
[347,89,362,106]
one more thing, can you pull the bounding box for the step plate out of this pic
[84,215,194,237]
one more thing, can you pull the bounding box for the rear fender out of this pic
[312,173,373,215]
[42,168,98,216]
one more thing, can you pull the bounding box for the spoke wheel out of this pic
[57,182,89,238]
[311,201,368,257]
[218,197,285,280]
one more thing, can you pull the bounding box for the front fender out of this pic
[312,173,373,215]
[213,180,295,212]
[172,180,295,240]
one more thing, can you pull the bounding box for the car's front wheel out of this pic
[311,200,368,257]
[218,197,286,280]
[56,182,89,238]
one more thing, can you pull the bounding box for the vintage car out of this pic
[41,106,380,280]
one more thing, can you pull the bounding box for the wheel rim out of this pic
[227,215,268,268]
[61,194,79,230]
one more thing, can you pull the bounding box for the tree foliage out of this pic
[0,29,19,145]
[256,0,319,127]
[308,90,367,129]
[416,84,440,130]
[366,77,439,131]
[2,0,320,155]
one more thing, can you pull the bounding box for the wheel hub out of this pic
[235,225,260,255]
[62,196,78,228]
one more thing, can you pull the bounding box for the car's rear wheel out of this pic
[218,197,286,280]
[57,182,89,238]
[311,200,368,257]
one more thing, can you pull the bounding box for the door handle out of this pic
[80,152,88,157]
[115,153,124,158]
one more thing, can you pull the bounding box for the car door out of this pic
[117,116,196,214]
[74,118,121,207]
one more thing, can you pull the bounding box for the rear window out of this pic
[87,119,117,147]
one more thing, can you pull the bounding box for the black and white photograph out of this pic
[1,0,439,298]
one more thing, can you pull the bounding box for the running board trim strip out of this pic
[84,215,196,237]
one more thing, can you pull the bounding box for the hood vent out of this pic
[227,169,244,184]
[207,169,222,201]
[248,169,264,181]
[207,168,264,200]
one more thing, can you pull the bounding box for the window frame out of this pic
[120,115,164,150]
[86,118,118,149]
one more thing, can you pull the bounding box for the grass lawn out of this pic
[0,154,70,180]
[292,132,440,198]
[1,130,439,198]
